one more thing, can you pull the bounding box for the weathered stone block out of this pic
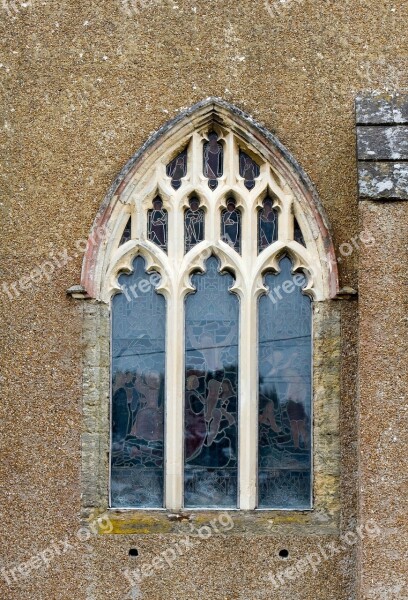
[357,126,408,160]
[358,161,408,199]
[356,92,408,124]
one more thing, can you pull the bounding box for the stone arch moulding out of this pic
[81,97,339,301]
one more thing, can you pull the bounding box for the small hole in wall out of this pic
[278,549,289,559]
[128,549,139,557]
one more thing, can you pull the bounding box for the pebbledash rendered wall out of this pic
[0,1,407,599]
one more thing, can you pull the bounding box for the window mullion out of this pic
[164,202,184,511]
[239,201,258,510]
[239,291,258,510]
[164,293,184,511]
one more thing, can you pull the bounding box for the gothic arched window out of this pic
[79,99,338,515]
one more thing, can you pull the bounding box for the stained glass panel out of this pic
[203,132,223,190]
[258,198,278,252]
[119,217,132,246]
[221,199,241,254]
[166,149,187,190]
[258,257,312,509]
[184,256,239,508]
[184,197,204,253]
[239,150,260,190]
[147,197,168,252]
[294,217,306,246]
[111,256,165,508]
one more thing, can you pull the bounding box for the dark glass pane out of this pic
[147,197,168,252]
[185,197,204,253]
[258,257,312,509]
[239,150,260,190]
[221,199,241,254]
[166,149,187,190]
[203,132,223,190]
[184,256,239,508]
[111,256,165,508]
[294,218,306,246]
[258,198,278,252]
[119,217,132,246]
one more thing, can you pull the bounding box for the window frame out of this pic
[74,99,341,531]
[108,128,318,511]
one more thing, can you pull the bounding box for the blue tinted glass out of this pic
[203,132,223,190]
[184,257,239,508]
[111,256,165,508]
[167,149,187,190]
[258,198,278,252]
[221,200,241,254]
[239,150,260,190]
[148,197,168,252]
[185,197,204,253]
[258,257,312,509]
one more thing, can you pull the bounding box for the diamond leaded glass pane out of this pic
[258,257,312,509]
[111,256,165,508]
[184,197,204,253]
[184,257,239,508]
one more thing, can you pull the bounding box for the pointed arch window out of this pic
[184,256,239,508]
[258,257,311,508]
[111,257,165,508]
[81,100,338,514]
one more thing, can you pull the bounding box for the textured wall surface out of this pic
[1,1,407,599]
[358,201,408,599]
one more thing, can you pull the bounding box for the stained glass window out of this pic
[111,256,165,508]
[239,150,260,190]
[184,197,204,253]
[166,148,187,190]
[147,196,168,252]
[119,217,132,246]
[258,198,278,252]
[184,256,239,508]
[106,123,327,512]
[203,132,223,190]
[221,199,241,254]
[258,256,312,509]
[294,217,306,246]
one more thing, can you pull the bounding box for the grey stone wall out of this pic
[356,92,408,200]
[356,92,408,599]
